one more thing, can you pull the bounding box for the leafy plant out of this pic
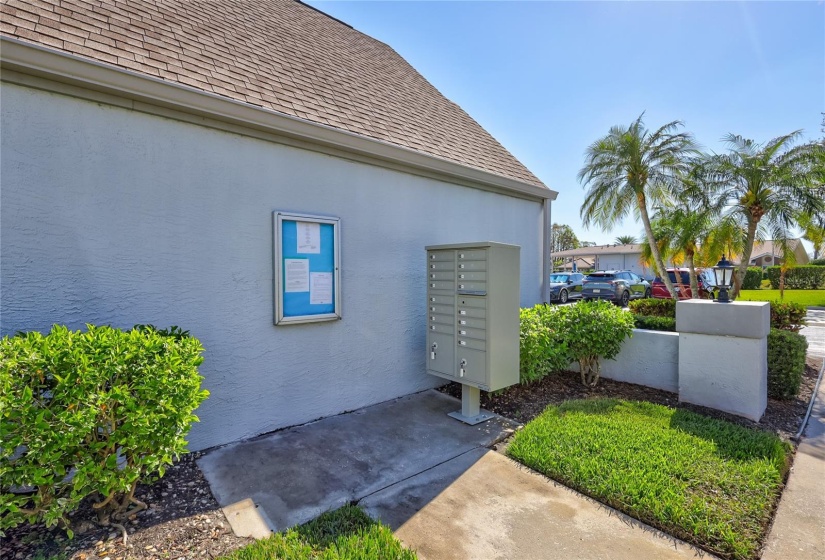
[628,298,676,318]
[0,325,209,536]
[554,300,634,386]
[767,329,808,399]
[770,302,807,332]
[811,258,825,266]
[632,315,676,332]
[519,305,568,384]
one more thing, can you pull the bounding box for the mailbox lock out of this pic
[459,274,465,279]
[431,342,438,360]
[459,358,467,377]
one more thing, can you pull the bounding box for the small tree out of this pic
[555,300,635,386]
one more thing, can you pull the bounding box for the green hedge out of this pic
[810,258,825,266]
[627,298,676,318]
[767,329,808,399]
[0,325,209,536]
[765,266,825,289]
[519,306,569,384]
[742,267,764,290]
[633,315,676,332]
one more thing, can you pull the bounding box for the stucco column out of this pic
[676,300,770,421]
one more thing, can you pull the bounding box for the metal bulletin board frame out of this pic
[273,211,341,325]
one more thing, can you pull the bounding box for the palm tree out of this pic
[706,132,825,298]
[614,235,637,245]
[579,114,699,299]
[799,211,825,260]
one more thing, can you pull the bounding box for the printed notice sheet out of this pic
[297,221,321,254]
[284,259,310,292]
[310,272,333,305]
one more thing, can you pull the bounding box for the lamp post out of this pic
[712,256,735,303]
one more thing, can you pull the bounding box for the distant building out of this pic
[743,240,809,267]
[552,244,661,279]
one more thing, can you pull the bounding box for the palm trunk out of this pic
[731,216,759,300]
[685,251,699,299]
[638,193,677,298]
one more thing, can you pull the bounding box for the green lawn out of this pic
[507,399,791,560]
[219,505,416,560]
[738,289,825,307]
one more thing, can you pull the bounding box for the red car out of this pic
[651,268,713,300]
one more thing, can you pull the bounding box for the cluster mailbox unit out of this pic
[425,242,520,424]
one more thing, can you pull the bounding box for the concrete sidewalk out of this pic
[199,389,711,559]
[762,314,825,560]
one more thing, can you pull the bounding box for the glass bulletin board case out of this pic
[273,211,341,325]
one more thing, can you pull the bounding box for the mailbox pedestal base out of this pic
[448,384,494,425]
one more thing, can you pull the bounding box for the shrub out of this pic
[742,267,764,290]
[633,315,676,332]
[767,329,808,399]
[519,305,568,384]
[811,258,825,266]
[554,300,635,386]
[765,265,825,289]
[627,298,676,318]
[0,325,208,536]
[770,302,807,332]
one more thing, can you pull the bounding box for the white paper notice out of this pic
[310,272,333,305]
[296,221,321,254]
[284,259,310,292]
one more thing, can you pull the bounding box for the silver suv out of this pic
[582,270,651,306]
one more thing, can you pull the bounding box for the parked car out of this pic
[582,270,651,306]
[548,272,585,304]
[651,268,714,300]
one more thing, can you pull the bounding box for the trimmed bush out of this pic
[765,265,825,289]
[811,258,825,266]
[633,315,676,332]
[741,267,764,290]
[519,306,568,384]
[0,325,209,536]
[628,298,676,318]
[767,329,808,399]
[554,300,635,386]
[770,302,807,332]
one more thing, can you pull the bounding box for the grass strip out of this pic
[507,399,790,560]
[738,289,825,307]
[219,505,416,560]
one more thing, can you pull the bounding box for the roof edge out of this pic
[0,36,556,202]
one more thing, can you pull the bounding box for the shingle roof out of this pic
[1,0,545,188]
[749,239,800,260]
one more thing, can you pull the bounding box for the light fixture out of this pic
[712,255,734,303]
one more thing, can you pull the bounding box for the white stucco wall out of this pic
[1,83,546,451]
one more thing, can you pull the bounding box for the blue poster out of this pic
[281,220,336,317]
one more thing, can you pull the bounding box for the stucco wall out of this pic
[1,83,545,450]
[600,329,679,393]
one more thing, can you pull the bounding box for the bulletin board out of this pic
[273,211,341,325]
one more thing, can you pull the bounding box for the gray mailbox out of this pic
[426,242,520,424]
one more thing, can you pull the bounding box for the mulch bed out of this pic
[5,357,822,559]
[439,355,823,442]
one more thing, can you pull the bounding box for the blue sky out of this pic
[307,0,824,248]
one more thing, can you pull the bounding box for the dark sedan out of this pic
[582,270,651,306]
[548,272,585,304]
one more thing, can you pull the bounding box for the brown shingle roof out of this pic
[1,0,545,188]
